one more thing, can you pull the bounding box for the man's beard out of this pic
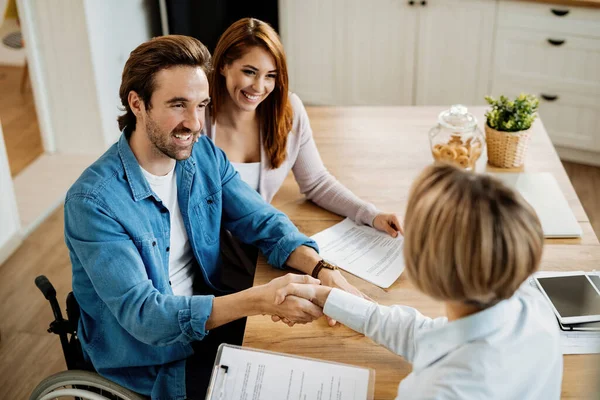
[145,116,200,161]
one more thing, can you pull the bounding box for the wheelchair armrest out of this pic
[35,275,56,300]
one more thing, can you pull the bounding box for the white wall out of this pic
[18,0,155,154]
[0,121,22,265]
[0,1,156,264]
[24,0,105,154]
[83,0,155,146]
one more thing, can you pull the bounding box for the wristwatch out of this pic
[311,259,338,279]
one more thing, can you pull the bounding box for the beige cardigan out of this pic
[204,93,380,226]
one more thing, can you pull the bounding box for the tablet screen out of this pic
[537,275,600,318]
[589,275,600,292]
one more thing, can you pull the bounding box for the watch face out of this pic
[323,260,338,270]
[323,259,337,267]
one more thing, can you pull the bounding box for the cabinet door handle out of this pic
[408,0,415,5]
[421,0,427,5]
[547,38,566,46]
[541,94,559,101]
[551,9,570,17]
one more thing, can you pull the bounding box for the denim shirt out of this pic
[64,132,318,400]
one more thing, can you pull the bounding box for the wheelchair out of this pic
[30,275,147,400]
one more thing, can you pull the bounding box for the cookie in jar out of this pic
[429,105,485,171]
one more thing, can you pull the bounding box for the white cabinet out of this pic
[279,0,497,106]
[491,79,600,151]
[339,0,417,105]
[279,0,341,105]
[280,0,600,163]
[416,0,497,105]
[491,0,600,155]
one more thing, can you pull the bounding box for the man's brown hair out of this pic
[117,35,212,131]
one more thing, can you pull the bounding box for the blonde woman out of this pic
[276,163,562,399]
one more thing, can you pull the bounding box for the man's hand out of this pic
[372,212,403,237]
[283,245,371,326]
[257,273,323,325]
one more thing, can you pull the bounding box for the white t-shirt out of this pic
[231,161,261,192]
[140,166,195,296]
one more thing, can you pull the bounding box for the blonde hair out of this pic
[403,163,544,307]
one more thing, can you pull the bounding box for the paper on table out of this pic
[530,271,600,355]
[559,330,600,355]
[311,218,405,288]
[213,345,372,400]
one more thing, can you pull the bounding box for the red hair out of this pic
[210,18,293,169]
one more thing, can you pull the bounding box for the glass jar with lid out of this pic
[428,105,485,170]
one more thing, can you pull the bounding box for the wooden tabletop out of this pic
[242,106,600,399]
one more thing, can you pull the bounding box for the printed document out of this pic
[208,345,372,400]
[311,218,405,288]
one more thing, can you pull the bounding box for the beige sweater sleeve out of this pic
[289,94,380,226]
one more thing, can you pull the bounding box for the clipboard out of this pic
[205,344,375,400]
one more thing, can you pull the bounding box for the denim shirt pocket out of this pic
[134,234,167,288]
[194,190,222,245]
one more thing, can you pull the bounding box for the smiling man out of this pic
[63,36,362,400]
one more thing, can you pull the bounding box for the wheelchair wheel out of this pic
[29,370,147,400]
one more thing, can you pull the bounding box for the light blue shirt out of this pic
[324,285,563,399]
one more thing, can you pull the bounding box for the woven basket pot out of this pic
[485,124,532,168]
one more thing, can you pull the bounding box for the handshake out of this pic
[256,273,362,327]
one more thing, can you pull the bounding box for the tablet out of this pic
[534,274,600,324]
[558,319,600,332]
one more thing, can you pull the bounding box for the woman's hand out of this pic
[275,284,333,308]
[315,268,371,326]
[372,212,403,237]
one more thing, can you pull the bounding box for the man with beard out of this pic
[64,35,362,400]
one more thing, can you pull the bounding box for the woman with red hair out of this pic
[207,18,401,238]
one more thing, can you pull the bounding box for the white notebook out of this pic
[489,173,582,238]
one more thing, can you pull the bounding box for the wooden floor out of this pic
[0,65,44,177]
[0,82,599,397]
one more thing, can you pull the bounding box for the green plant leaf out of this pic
[484,93,539,132]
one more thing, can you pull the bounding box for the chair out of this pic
[29,275,146,400]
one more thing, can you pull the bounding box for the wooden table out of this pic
[242,107,600,399]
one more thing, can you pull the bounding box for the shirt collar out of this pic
[413,295,522,371]
[117,129,196,202]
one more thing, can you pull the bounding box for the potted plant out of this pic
[484,94,539,168]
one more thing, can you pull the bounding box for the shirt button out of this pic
[169,281,172,285]
[207,199,213,204]
[166,247,170,252]
[152,241,156,246]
